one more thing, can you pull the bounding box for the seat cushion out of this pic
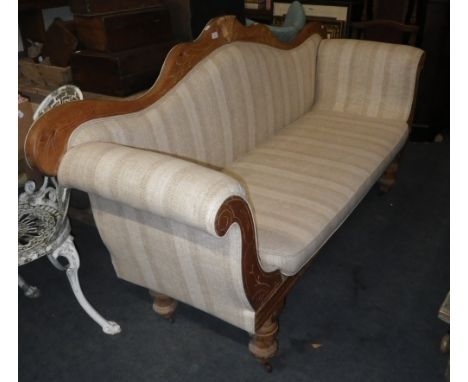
[225,109,409,276]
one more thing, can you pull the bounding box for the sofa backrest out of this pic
[313,39,424,122]
[69,34,321,168]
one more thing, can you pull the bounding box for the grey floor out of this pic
[18,138,449,382]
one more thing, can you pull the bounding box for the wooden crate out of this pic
[19,58,73,88]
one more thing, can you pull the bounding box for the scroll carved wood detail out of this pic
[26,16,324,176]
[215,196,283,311]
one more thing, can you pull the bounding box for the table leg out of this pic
[18,275,41,298]
[48,236,121,335]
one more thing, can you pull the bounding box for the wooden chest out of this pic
[70,0,164,15]
[74,6,172,52]
[70,41,174,96]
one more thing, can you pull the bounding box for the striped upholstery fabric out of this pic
[58,142,246,236]
[56,35,423,333]
[69,35,322,168]
[58,142,256,333]
[226,109,409,275]
[89,195,256,333]
[314,39,423,121]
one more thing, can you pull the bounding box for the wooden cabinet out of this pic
[69,0,163,14]
[74,6,172,52]
[70,3,176,97]
[71,41,174,97]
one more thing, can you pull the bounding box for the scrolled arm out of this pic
[315,38,424,122]
[58,142,246,236]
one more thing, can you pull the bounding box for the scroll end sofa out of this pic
[26,16,424,367]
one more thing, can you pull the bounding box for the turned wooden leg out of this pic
[149,291,177,323]
[379,160,399,193]
[248,317,279,372]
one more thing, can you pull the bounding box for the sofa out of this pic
[26,16,424,368]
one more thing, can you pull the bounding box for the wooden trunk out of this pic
[74,6,172,52]
[70,0,164,15]
[70,41,174,96]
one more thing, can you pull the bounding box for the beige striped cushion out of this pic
[225,110,409,275]
[68,35,322,168]
[314,39,423,122]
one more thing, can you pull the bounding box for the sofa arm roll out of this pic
[315,38,424,122]
[58,142,247,236]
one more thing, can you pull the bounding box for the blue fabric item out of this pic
[246,1,306,42]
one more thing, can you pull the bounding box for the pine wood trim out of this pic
[25,15,324,176]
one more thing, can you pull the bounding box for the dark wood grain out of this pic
[351,19,419,45]
[74,6,172,52]
[70,41,175,96]
[42,18,78,67]
[215,196,283,312]
[214,194,328,335]
[69,0,164,15]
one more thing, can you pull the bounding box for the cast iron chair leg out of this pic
[18,274,41,298]
[48,236,121,335]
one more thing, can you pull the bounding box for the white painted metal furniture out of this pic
[18,85,121,335]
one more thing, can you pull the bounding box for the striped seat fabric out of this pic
[226,110,409,275]
[56,31,423,334]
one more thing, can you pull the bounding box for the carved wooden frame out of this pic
[25,15,325,176]
[214,197,325,332]
[24,15,324,340]
[25,14,425,362]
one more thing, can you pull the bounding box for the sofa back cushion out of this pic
[313,39,424,122]
[69,34,321,167]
